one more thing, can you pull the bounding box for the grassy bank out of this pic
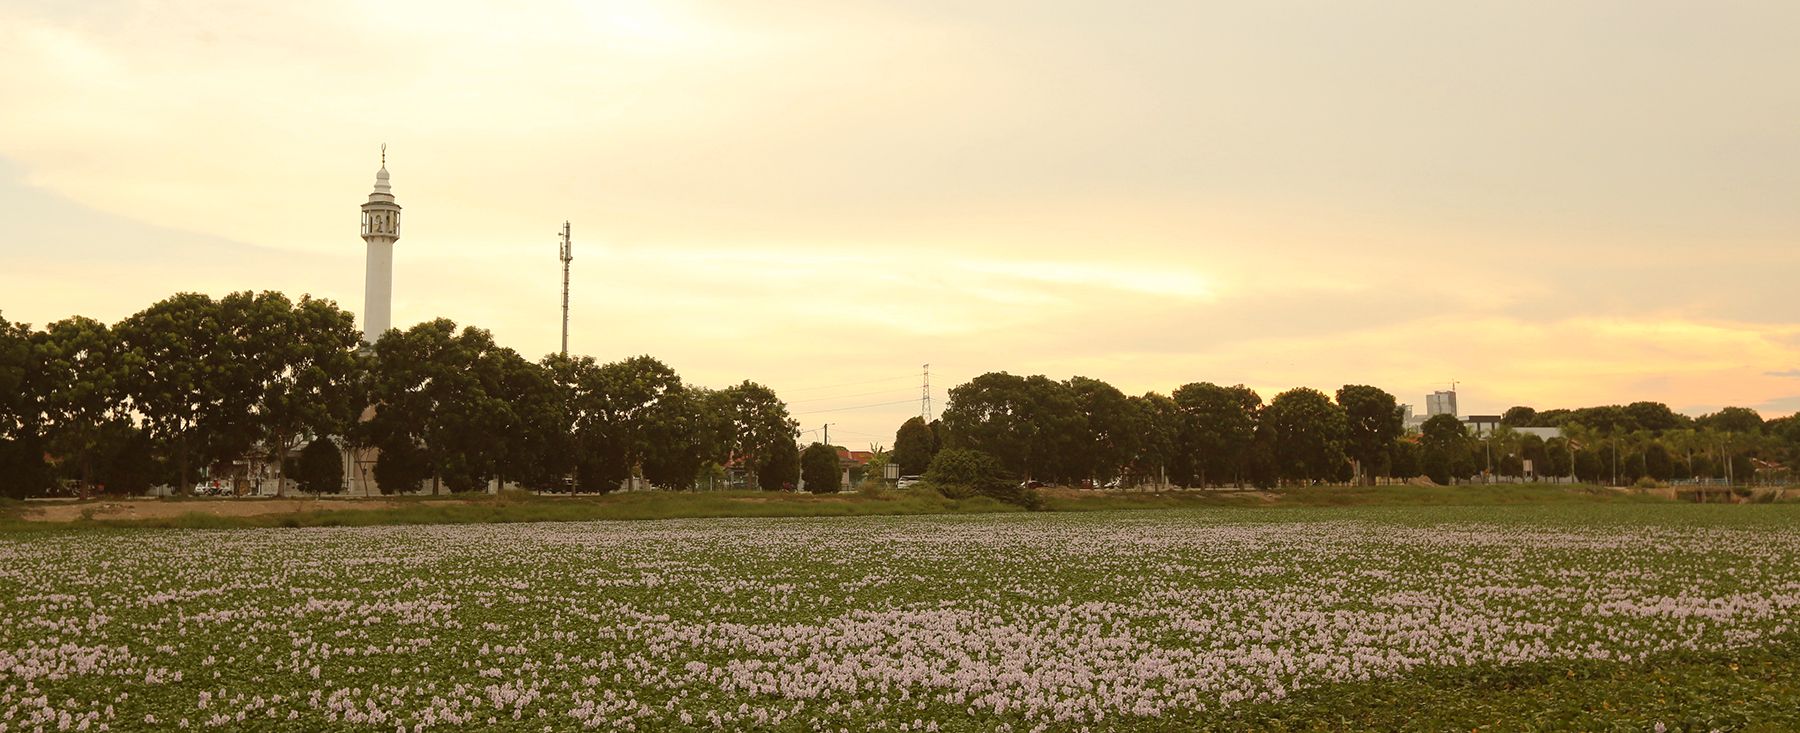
[0,482,1740,533]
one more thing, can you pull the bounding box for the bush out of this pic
[924,448,1038,508]
[1632,476,1664,490]
[294,437,344,494]
[800,443,841,494]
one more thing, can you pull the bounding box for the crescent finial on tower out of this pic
[380,143,387,168]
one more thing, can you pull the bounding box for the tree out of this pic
[923,448,1033,506]
[1389,438,1422,480]
[641,386,725,490]
[372,438,430,493]
[1336,385,1403,485]
[1065,376,1137,482]
[0,313,51,499]
[1623,401,1687,433]
[1420,414,1470,485]
[1642,439,1676,481]
[93,422,163,495]
[366,319,513,494]
[491,349,568,491]
[718,381,798,490]
[757,437,799,490]
[1263,388,1348,485]
[1699,407,1763,435]
[32,316,126,495]
[236,293,362,497]
[893,416,937,475]
[940,373,1085,483]
[116,293,246,493]
[291,437,345,494]
[1519,433,1546,479]
[1560,422,1606,485]
[800,442,841,493]
[1127,392,1181,489]
[1170,382,1261,487]
[1500,406,1537,428]
[1541,437,1573,480]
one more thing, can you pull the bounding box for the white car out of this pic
[897,476,923,489]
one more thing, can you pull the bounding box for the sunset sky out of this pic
[3,0,1798,445]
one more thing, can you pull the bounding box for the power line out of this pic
[786,387,917,405]
[779,374,917,394]
[793,398,919,416]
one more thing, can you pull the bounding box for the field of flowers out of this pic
[2,505,1798,731]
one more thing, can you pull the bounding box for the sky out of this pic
[2,0,1799,446]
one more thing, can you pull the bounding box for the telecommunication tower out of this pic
[559,221,572,356]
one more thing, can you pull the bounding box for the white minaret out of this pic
[360,145,401,343]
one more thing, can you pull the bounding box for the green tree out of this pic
[719,381,798,490]
[1336,385,1402,485]
[366,319,513,494]
[1541,436,1573,480]
[924,447,1034,506]
[1264,388,1349,485]
[32,316,126,495]
[372,438,430,493]
[940,373,1085,483]
[757,437,799,490]
[1420,414,1470,485]
[1171,382,1261,487]
[1127,392,1181,489]
[229,293,363,497]
[490,349,568,491]
[1389,438,1422,480]
[1699,407,1763,435]
[291,437,344,494]
[800,442,841,493]
[116,293,246,493]
[641,386,725,490]
[1500,406,1537,428]
[1519,433,1547,479]
[893,416,937,475]
[1064,376,1136,482]
[1623,401,1687,433]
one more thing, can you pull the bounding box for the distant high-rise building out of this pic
[1425,390,1458,418]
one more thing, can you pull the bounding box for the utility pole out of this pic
[921,364,932,421]
[558,221,573,357]
[823,423,830,448]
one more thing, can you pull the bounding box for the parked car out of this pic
[897,476,923,489]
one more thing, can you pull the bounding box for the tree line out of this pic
[888,372,1797,492]
[0,291,802,498]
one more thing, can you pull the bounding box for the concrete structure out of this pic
[1463,414,1502,437]
[1425,390,1458,418]
[360,146,401,343]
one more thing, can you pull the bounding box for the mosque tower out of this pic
[360,145,401,343]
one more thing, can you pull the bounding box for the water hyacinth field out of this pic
[3,505,1800,731]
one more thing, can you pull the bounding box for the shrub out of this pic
[294,438,345,494]
[924,448,1038,508]
[800,443,841,494]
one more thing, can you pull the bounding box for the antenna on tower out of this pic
[921,364,932,421]
[559,221,572,357]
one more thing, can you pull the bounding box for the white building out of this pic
[360,146,401,343]
[347,149,400,495]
